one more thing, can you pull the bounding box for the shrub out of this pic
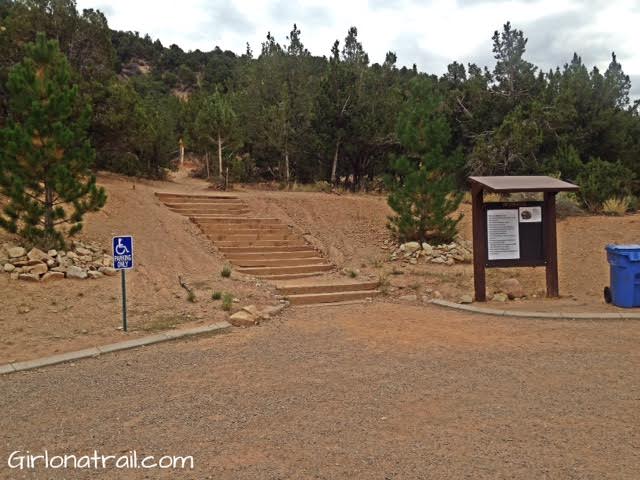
[221,265,231,278]
[602,197,631,216]
[211,291,222,300]
[221,293,233,311]
[556,192,585,218]
[576,158,634,212]
[187,290,196,303]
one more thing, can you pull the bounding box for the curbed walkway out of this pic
[0,321,231,375]
[430,299,640,319]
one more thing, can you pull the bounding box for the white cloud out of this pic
[78,0,640,94]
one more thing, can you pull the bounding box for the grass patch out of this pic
[187,290,196,303]
[221,265,232,278]
[139,313,192,333]
[221,293,233,311]
[212,291,222,300]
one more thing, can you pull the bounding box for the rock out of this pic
[3,263,15,273]
[10,272,20,280]
[459,294,473,304]
[431,257,446,264]
[75,246,92,256]
[12,259,42,267]
[18,273,40,282]
[66,251,78,260]
[445,257,455,266]
[7,246,25,258]
[66,265,87,280]
[47,249,58,257]
[46,258,57,267]
[42,271,65,282]
[51,266,68,273]
[18,305,30,314]
[25,262,48,276]
[401,242,421,253]
[87,270,103,279]
[433,290,443,299]
[409,258,417,265]
[399,294,418,302]
[242,305,262,318]
[27,247,48,262]
[422,243,433,255]
[499,278,525,299]
[228,310,258,327]
[492,293,509,302]
[98,267,118,277]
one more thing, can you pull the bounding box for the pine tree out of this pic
[0,33,106,249]
[385,77,463,244]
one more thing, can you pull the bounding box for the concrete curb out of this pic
[0,321,232,376]
[430,299,640,320]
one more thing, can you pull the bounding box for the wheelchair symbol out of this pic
[115,238,130,256]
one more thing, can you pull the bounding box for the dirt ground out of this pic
[2,302,639,479]
[2,171,639,363]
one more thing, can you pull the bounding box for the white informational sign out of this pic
[518,206,542,223]
[487,209,520,260]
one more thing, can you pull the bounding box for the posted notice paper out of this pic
[487,209,520,260]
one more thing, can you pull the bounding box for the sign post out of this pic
[112,236,134,332]
[468,176,579,302]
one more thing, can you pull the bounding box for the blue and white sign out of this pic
[112,236,134,270]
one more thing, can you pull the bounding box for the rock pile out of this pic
[1,241,116,282]
[384,240,473,266]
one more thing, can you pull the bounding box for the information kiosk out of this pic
[468,176,579,302]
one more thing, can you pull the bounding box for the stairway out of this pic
[156,192,380,304]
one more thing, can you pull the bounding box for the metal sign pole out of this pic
[121,269,128,332]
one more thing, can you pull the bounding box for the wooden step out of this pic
[191,217,282,225]
[199,227,291,235]
[236,263,333,276]
[156,193,238,201]
[285,290,380,305]
[276,281,380,295]
[208,233,295,242]
[218,246,315,254]
[215,240,307,248]
[259,272,325,281]
[171,208,250,215]
[225,250,318,261]
[165,201,247,207]
[230,257,326,267]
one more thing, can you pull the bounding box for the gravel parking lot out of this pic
[2,302,639,479]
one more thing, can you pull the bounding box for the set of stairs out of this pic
[156,192,380,304]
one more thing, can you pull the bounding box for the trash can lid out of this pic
[606,244,640,252]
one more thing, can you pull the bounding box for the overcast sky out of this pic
[77,0,640,97]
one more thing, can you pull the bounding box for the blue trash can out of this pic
[605,244,640,308]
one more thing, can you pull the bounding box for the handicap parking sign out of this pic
[112,236,134,270]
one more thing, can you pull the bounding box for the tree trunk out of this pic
[217,130,223,177]
[44,183,54,233]
[205,151,210,179]
[284,148,290,187]
[330,139,340,185]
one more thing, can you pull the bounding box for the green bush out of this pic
[221,265,232,278]
[576,158,634,212]
[211,291,222,300]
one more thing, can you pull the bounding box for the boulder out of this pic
[7,246,25,258]
[66,265,87,280]
[47,249,58,257]
[42,271,65,282]
[27,247,48,262]
[3,263,15,273]
[66,251,78,260]
[492,293,509,302]
[75,246,92,256]
[422,243,434,255]
[98,267,118,277]
[431,257,446,264]
[459,294,473,304]
[18,273,40,282]
[25,262,48,276]
[242,305,262,319]
[87,270,103,279]
[499,278,525,299]
[399,294,418,302]
[229,310,258,327]
[401,242,421,253]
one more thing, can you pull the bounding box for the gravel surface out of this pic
[1,302,639,479]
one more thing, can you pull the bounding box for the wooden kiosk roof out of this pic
[469,176,579,193]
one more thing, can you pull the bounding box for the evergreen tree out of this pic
[0,33,105,249]
[385,78,463,244]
